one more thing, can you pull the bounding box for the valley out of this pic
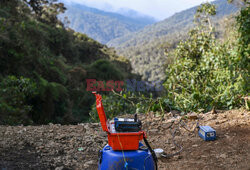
[61,0,239,82]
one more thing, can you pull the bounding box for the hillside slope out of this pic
[108,0,238,48]
[0,0,134,125]
[60,3,156,44]
[107,0,238,81]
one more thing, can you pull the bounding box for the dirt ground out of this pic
[0,109,249,170]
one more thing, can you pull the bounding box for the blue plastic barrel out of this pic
[98,143,155,170]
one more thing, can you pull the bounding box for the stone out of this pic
[188,114,198,120]
[149,129,158,133]
[171,146,176,150]
[170,110,180,115]
[219,154,227,159]
[55,166,64,170]
[84,160,95,167]
[162,122,172,129]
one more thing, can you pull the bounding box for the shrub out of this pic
[163,3,249,112]
[0,76,37,125]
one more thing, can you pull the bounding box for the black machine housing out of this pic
[114,114,142,132]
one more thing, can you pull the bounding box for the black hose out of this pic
[143,134,158,170]
[161,128,183,158]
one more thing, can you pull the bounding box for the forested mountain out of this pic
[0,0,135,125]
[107,0,239,82]
[0,0,248,126]
[59,2,156,44]
[96,1,248,117]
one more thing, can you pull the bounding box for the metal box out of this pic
[198,126,216,141]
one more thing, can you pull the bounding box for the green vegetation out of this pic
[90,90,173,121]
[108,0,239,82]
[164,2,249,112]
[0,76,37,125]
[0,0,248,125]
[90,1,249,120]
[60,2,155,44]
[0,0,134,125]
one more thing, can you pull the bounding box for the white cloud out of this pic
[63,0,213,20]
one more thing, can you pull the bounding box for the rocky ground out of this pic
[0,109,249,170]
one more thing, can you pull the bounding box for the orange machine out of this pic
[93,92,145,151]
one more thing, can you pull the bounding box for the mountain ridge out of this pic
[107,0,238,48]
[59,0,239,82]
[106,0,239,82]
[60,3,156,44]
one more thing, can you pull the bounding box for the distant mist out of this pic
[59,0,214,20]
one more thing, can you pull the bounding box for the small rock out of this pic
[170,110,180,116]
[171,146,176,150]
[55,166,64,170]
[149,129,158,133]
[39,146,45,149]
[162,123,172,129]
[165,118,176,124]
[165,139,171,144]
[219,153,227,159]
[84,160,95,167]
[188,114,198,120]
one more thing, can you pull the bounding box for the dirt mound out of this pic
[0,109,249,170]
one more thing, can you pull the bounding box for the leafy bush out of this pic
[87,59,125,80]
[89,91,136,122]
[89,90,175,122]
[164,3,249,112]
[0,76,37,125]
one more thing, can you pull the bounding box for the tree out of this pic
[173,3,217,61]
[0,76,37,125]
[163,2,248,112]
[195,3,216,31]
[23,0,66,25]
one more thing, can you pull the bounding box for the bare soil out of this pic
[0,109,249,170]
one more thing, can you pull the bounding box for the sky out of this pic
[62,0,214,20]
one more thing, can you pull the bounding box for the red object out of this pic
[92,92,145,150]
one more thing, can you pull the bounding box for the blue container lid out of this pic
[200,126,215,132]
